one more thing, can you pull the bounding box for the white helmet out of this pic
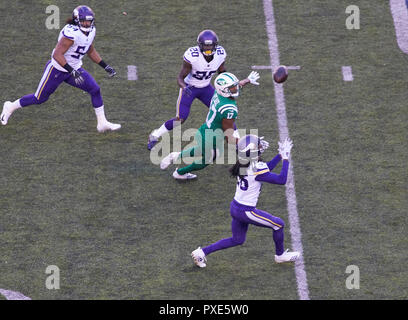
[214,72,240,98]
[237,134,263,164]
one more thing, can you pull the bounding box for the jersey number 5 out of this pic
[71,46,88,59]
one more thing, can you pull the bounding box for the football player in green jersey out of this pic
[160,71,260,180]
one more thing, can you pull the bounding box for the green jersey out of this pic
[202,92,238,132]
[191,92,238,163]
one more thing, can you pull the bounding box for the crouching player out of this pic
[191,135,300,267]
[1,5,120,133]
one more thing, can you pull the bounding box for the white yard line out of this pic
[0,289,31,300]
[342,66,354,81]
[127,65,138,80]
[263,0,310,300]
[390,0,408,54]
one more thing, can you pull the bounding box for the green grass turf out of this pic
[0,0,407,300]
[276,0,408,299]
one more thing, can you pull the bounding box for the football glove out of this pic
[259,136,269,153]
[278,137,293,160]
[71,69,84,86]
[247,71,260,85]
[105,65,117,77]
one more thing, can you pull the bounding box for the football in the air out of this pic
[273,65,288,83]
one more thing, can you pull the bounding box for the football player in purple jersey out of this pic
[148,30,234,150]
[1,5,121,133]
[191,135,300,268]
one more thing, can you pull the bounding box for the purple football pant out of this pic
[164,84,215,130]
[19,60,103,108]
[202,199,285,256]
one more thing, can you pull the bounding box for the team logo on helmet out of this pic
[214,72,240,98]
[216,78,227,86]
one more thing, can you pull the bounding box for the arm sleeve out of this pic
[255,160,289,185]
[266,154,282,171]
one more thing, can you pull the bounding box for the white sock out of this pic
[10,99,22,112]
[95,105,108,124]
[13,99,21,108]
[153,123,169,138]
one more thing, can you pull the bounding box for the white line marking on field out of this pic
[390,0,408,54]
[127,65,138,80]
[252,65,301,70]
[263,0,310,300]
[0,289,31,300]
[342,66,353,81]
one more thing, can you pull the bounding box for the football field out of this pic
[0,0,407,301]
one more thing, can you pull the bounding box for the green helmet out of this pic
[214,72,240,98]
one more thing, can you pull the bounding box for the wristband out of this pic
[63,63,74,73]
[98,60,108,69]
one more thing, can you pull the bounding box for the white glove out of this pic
[259,136,269,153]
[278,137,293,160]
[247,71,260,85]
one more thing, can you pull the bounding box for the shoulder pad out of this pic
[255,161,269,171]
[216,45,226,55]
[251,162,270,176]
[183,46,200,63]
[62,24,78,40]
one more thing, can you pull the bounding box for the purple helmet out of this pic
[197,30,218,56]
[73,5,95,33]
[237,134,265,164]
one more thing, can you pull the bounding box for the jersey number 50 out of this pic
[192,70,216,80]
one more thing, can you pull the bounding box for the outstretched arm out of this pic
[266,154,282,171]
[239,71,260,87]
[255,137,293,184]
[255,160,289,185]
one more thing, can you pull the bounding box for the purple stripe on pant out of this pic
[20,60,103,108]
[202,199,285,256]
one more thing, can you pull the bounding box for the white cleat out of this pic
[173,168,197,180]
[191,247,207,268]
[1,101,13,125]
[97,121,121,133]
[274,249,300,263]
[160,152,180,170]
